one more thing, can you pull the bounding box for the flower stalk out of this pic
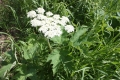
[47,39,52,52]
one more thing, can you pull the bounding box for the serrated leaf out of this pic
[13,64,37,80]
[70,26,88,43]
[47,49,61,75]
[27,43,38,59]
[47,49,74,75]
[20,41,38,60]
[60,51,74,73]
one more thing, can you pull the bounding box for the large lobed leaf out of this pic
[47,49,61,75]
[47,49,73,75]
[70,26,88,43]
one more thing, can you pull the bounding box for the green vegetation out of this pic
[0,0,120,80]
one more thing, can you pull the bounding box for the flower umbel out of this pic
[36,7,45,14]
[30,18,41,27]
[27,7,74,38]
[27,10,36,18]
[46,11,53,17]
[65,25,74,33]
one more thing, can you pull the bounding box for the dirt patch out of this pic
[0,34,10,54]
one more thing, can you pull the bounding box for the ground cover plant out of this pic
[0,0,120,80]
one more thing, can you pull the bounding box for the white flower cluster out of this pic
[27,7,74,38]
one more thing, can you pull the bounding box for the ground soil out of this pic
[0,34,9,54]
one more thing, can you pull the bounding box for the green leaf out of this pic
[60,50,74,73]
[106,26,114,31]
[47,49,61,75]
[13,64,37,80]
[18,75,26,80]
[27,43,38,59]
[0,64,12,78]
[50,36,62,44]
[20,40,38,60]
[4,50,16,62]
[70,26,88,43]
[21,43,30,60]
[16,72,34,80]
[0,61,16,79]
[47,49,73,75]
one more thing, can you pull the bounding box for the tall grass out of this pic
[0,0,120,80]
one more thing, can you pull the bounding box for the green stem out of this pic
[47,39,52,51]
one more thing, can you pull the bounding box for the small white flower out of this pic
[45,30,55,38]
[30,18,41,27]
[27,10,37,18]
[36,7,45,14]
[39,26,48,33]
[46,11,53,16]
[53,14,60,20]
[48,25,59,31]
[61,16,70,23]
[64,25,74,33]
[51,22,56,26]
[58,20,66,26]
[44,29,62,38]
[54,20,60,24]
[39,24,62,38]
[56,30,62,36]
[44,18,54,25]
[47,17,54,23]
[37,14,47,20]
[40,20,46,26]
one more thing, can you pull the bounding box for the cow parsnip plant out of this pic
[0,0,120,80]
